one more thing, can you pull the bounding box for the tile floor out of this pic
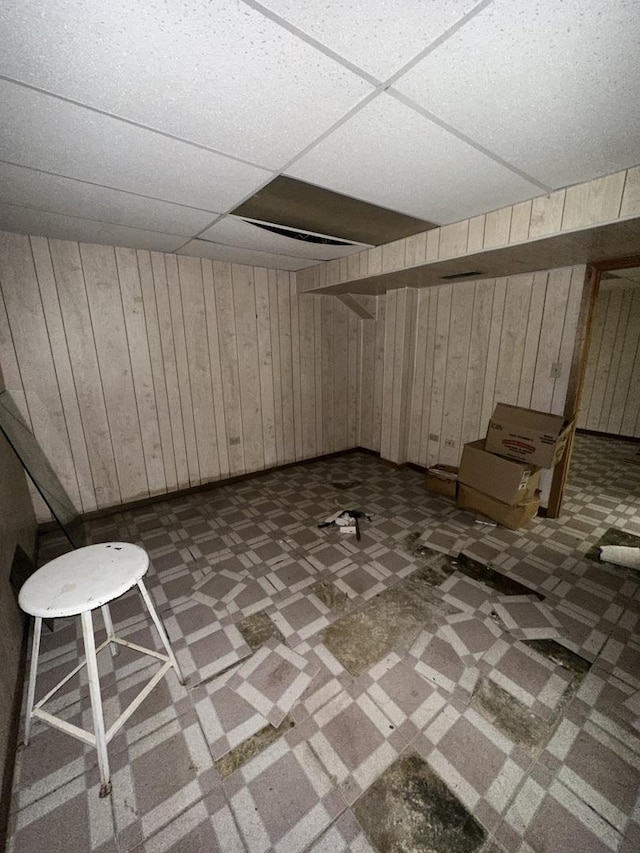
[6,432,640,852]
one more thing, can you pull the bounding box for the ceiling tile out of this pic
[257,0,480,80]
[0,162,218,237]
[0,204,186,251]
[0,0,372,168]
[178,240,313,271]
[393,0,640,188]
[0,81,270,212]
[199,216,368,260]
[287,94,541,224]
[234,175,436,244]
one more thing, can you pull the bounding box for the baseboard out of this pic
[37,446,382,533]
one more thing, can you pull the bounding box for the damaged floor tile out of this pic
[215,716,295,779]
[455,553,544,600]
[236,610,284,651]
[471,677,551,753]
[353,752,487,853]
[322,581,452,677]
[492,597,563,641]
[311,578,353,614]
[228,638,319,727]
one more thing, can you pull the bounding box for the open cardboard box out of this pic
[425,464,458,499]
[457,483,540,530]
[485,403,573,469]
[458,439,540,505]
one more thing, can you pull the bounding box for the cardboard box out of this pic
[458,439,541,505]
[457,483,540,530]
[425,464,458,499]
[485,403,573,468]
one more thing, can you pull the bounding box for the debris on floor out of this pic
[318,508,370,539]
[599,544,640,569]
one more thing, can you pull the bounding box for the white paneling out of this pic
[0,1,372,168]
[288,94,540,224]
[115,247,167,496]
[199,216,368,261]
[0,230,359,519]
[0,233,82,512]
[258,0,479,80]
[178,239,312,272]
[80,243,149,501]
[393,0,640,188]
[0,204,185,252]
[0,162,218,236]
[382,267,587,470]
[178,256,220,484]
[578,283,640,438]
[48,239,121,508]
[0,81,269,212]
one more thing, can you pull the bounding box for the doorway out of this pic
[548,258,640,516]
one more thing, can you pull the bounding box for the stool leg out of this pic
[137,579,185,685]
[101,604,119,657]
[81,610,111,798]
[23,616,42,746]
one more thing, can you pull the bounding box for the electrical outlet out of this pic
[444,438,456,449]
[550,362,562,379]
[429,433,439,442]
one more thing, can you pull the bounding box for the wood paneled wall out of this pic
[578,283,640,437]
[358,266,586,468]
[0,365,36,826]
[0,232,359,522]
[298,165,638,293]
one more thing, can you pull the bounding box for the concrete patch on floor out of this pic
[323,579,458,677]
[312,579,354,614]
[353,752,486,853]
[471,677,550,752]
[215,716,295,778]
[455,553,544,600]
[236,610,284,651]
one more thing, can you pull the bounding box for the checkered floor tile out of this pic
[480,638,574,721]
[415,703,531,833]
[294,682,407,805]
[492,597,563,641]
[228,639,319,727]
[9,435,640,852]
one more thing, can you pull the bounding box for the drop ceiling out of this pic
[0,0,638,270]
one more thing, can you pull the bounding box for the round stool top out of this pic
[19,543,149,618]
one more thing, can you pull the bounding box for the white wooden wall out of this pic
[0,232,359,521]
[358,266,586,467]
[578,282,640,437]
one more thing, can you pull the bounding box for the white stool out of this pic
[18,542,184,797]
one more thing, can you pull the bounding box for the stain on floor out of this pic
[353,752,486,853]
